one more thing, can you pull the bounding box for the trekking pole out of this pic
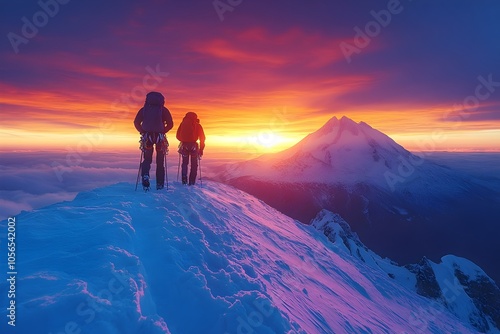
[135,150,143,191]
[198,155,203,188]
[177,153,181,182]
[165,152,169,190]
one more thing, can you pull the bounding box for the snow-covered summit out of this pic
[313,210,500,334]
[0,182,480,333]
[222,115,421,189]
[292,116,402,156]
[220,115,496,197]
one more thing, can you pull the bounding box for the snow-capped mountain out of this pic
[313,210,500,334]
[216,116,500,286]
[220,115,484,196]
[0,182,486,333]
[222,116,416,189]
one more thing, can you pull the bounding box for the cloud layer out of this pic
[0,152,138,219]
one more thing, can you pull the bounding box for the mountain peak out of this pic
[313,115,362,138]
[338,115,360,130]
[226,115,412,187]
[294,115,402,158]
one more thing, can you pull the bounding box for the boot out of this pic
[142,175,150,189]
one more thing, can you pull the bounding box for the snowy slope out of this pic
[313,210,500,334]
[0,182,479,334]
[216,116,500,286]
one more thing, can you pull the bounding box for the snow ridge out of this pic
[313,210,500,334]
[0,182,480,333]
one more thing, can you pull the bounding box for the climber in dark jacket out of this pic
[134,91,173,190]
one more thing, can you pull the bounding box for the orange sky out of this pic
[1,1,499,157]
[1,95,499,159]
[1,75,499,157]
[1,71,498,156]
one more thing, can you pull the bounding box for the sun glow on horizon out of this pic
[1,102,499,155]
[3,127,499,157]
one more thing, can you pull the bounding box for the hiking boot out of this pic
[181,176,188,185]
[142,175,150,188]
[156,183,164,190]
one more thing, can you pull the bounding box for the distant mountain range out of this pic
[216,116,500,284]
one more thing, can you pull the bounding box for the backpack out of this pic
[176,112,199,142]
[145,92,165,106]
[141,92,165,133]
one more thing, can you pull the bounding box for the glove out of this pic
[199,149,204,158]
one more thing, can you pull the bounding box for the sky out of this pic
[1,0,500,156]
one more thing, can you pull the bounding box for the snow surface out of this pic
[312,210,418,292]
[431,255,500,333]
[0,182,478,333]
[312,209,500,334]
